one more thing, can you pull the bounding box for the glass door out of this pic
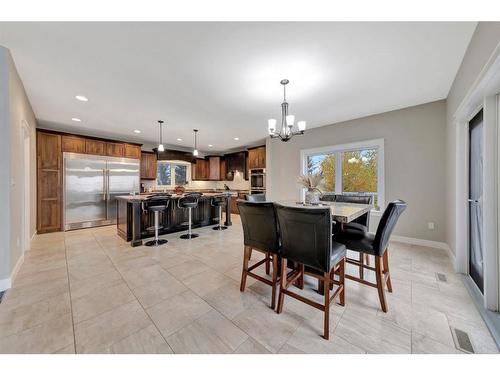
[468,109,484,293]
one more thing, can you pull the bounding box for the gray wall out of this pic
[0,46,37,286]
[445,23,500,255]
[267,100,447,242]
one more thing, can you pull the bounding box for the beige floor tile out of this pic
[107,324,173,354]
[411,332,463,354]
[147,290,213,337]
[234,337,272,354]
[130,275,187,308]
[166,259,211,280]
[1,277,69,310]
[55,343,76,354]
[232,304,303,353]
[120,263,173,289]
[68,260,117,282]
[72,282,136,323]
[0,314,74,353]
[277,343,306,354]
[69,268,124,300]
[334,307,411,353]
[13,265,68,289]
[183,269,235,297]
[74,300,152,353]
[0,292,71,337]
[167,310,248,353]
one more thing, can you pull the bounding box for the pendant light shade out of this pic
[193,129,199,156]
[157,120,165,152]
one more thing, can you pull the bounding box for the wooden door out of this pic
[106,142,125,157]
[124,144,141,159]
[85,139,106,155]
[37,131,62,232]
[61,135,85,154]
[208,157,221,180]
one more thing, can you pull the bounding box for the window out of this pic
[302,139,384,211]
[157,161,190,187]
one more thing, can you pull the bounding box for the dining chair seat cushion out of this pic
[333,221,368,237]
[334,232,376,255]
[303,241,346,274]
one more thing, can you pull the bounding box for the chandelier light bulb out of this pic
[268,119,277,133]
[286,115,295,126]
[158,144,164,152]
[298,121,306,132]
[193,149,199,156]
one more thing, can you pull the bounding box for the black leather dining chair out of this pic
[323,193,374,279]
[274,203,346,340]
[245,193,266,202]
[334,200,407,312]
[237,201,281,309]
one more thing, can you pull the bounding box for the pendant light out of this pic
[157,120,165,152]
[192,129,199,156]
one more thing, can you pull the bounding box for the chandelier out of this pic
[268,79,306,142]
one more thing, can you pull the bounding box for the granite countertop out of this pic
[117,191,238,202]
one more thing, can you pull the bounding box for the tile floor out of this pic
[0,216,498,354]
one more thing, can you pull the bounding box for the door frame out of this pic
[21,119,32,254]
[454,42,500,311]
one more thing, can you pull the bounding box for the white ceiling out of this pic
[0,22,476,152]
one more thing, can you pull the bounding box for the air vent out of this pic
[451,327,475,353]
[436,273,447,282]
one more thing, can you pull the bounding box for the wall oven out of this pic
[250,168,266,192]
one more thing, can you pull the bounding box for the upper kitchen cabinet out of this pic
[192,158,210,180]
[61,135,85,154]
[106,142,125,157]
[37,131,62,233]
[85,139,106,155]
[248,146,266,169]
[225,151,248,180]
[208,156,222,180]
[124,144,141,159]
[140,151,157,180]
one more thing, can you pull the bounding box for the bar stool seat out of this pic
[178,193,201,239]
[211,196,227,230]
[144,196,170,247]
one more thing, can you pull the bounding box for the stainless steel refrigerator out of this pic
[63,152,140,230]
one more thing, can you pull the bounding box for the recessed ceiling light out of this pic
[75,95,88,102]
[71,118,81,122]
[177,138,183,141]
[133,129,141,134]
[208,144,213,147]
[234,137,239,141]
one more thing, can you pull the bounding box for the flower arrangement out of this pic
[297,173,324,192]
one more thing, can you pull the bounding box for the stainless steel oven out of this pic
[250,168,266,191]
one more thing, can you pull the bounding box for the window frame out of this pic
[156,160,191,188]
[300,138,385,213]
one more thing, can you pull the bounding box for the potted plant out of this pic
[297,173,324,204]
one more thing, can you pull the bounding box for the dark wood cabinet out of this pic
[192,158,210,180]
[140,151,157,180]
[219,158,227,181]
[85,139,106,155]
[106,142,125,157]
[61,135,85,154]
[37,131,62,233]
[124,144,141,159]
[248,146,266,169]
[208,156,222,180]
[225,151,248,180]
[231,192,247,214]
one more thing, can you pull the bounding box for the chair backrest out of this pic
[333,194,374,228]
[143,195,170,211]
[245,193,266,202]
[373,200,407,255]
[237,201,280,254]
[211,195,226,206]
[274,203,332,273]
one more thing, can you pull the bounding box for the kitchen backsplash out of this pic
[141,170,250,191]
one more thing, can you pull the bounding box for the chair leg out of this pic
[271,255,278,310]
[248,248,252,261]
[339,258,346,306]
[359,252,364,279]
[375,255,388,312]
[240,246,250,292]
[298,264,305,289]
[276,258,287,314]
[323,272,330,340]
[383,249,392,293]
[265,253,270,275]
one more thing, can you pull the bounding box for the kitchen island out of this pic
[116,192,236,246]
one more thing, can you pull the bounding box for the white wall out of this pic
[445,23,500,256]
[0,46,37,289]
[267,100,447,242]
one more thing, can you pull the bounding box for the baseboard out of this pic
[0,253,25,292]
[389,234,456,266]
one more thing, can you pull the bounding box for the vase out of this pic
[305,188,320,204]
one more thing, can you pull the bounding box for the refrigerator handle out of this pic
[102,169,106,201]
[107,169,110,201]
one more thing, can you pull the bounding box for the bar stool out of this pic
[178,192,202,239]
[211,196,227,230]
[143,195,170,247]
